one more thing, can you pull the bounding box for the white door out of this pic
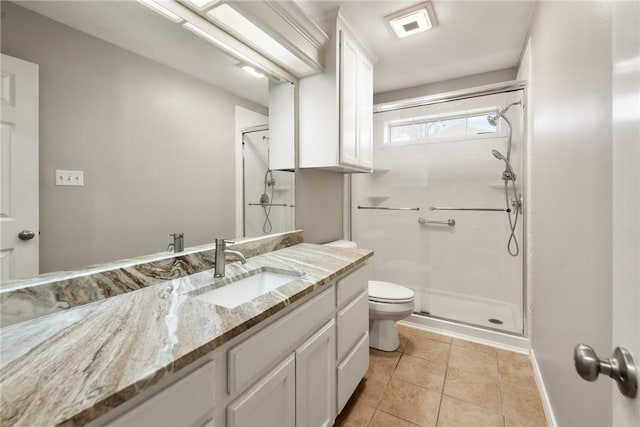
[611,2,640,424]
[0,54,39,282]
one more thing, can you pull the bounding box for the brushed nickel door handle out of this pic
[18,230,36,241]
[574,344,638,398]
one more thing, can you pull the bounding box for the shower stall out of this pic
[242,128,295,237]
[351,89,526,336]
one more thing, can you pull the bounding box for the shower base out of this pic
[415,288,522,334]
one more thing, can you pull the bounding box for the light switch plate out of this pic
[55,169,84,186]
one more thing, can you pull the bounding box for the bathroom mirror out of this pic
[0,0,296,281]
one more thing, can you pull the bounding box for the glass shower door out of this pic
[242,129,295,237]
[352,90,524,334]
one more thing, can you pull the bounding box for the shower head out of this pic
[486,101,522,128]
[491,150,516,181]
[492,149,506,161]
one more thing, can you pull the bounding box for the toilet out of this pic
[324,240,415,352]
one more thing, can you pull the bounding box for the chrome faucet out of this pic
[167,232,184,253]
[214,238,247,278]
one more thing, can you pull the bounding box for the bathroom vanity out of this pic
[0,236,373,426]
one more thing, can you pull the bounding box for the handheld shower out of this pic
[488,101,523,257]
[491,149,516,182]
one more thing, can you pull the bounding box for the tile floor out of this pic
[335,325,547,427]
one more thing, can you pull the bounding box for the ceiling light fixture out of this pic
[206,4,315,76]
[136,0,183,23]
[240,65,266,79]
[385,2,437,39]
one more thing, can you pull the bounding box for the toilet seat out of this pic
[368,281,414,304]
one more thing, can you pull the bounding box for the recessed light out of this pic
[240,65,266,79]
[385,2,437,39]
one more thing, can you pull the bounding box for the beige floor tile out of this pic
[401,325,452,343]
[497,350,537,388]
[369,410,421,427]
[378,377,441,427]
[393,354,447,392]
[335,398,376,427]
[448,344,499,377]
[369,349,402,380]
[504,418,547,427]
[501,382,547,427]
[443,367,502,414]
[451,338,497,357]
[397,328,411,353]
[357,372,390,408]
[437,395,504,427]
[404,336,451,364]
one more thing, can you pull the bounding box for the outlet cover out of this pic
[55,169,84,186]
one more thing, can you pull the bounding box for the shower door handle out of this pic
[574,344,637,398]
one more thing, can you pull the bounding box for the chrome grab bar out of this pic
[248,203,292,207]
[418,217,455,226]
[357,206,420,211]
[429,206,511,213]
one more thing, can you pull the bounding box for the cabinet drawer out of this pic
[336,263,369,307]
[108,360,215,427]
[228,287,335,394]
[337,290,368,361]
[337,332,369,413]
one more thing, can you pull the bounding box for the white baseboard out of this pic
[530,349,558,427]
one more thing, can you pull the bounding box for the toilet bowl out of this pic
[368,280,415,351]
[323,240,416,352]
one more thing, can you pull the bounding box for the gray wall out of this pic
[295,169,344,244]
[1,2,267,273]
[527,2,612,425]
[374,67,518,104]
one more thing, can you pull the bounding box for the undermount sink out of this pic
[191,267,304,309]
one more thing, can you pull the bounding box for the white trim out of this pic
[399,315,530,353]
[375,79,527,113]
[530,349,559,427]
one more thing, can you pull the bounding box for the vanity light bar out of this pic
[138,0,297,83]
[205,4,316,77]
[240,65,266,79]
[136,0,183,23]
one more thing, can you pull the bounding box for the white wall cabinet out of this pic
[268,80,295,171]
[299,10,375,172]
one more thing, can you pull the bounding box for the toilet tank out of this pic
[323,240,358,249]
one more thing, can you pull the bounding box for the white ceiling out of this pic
[16,1,535,103]
[297,1,536,94]
[16,1,270,106]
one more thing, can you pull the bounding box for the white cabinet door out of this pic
[227,354,295,427]
[295,319,336,427]
[268,80,295,171]
[339,29,360,168]
[357,55,373,169]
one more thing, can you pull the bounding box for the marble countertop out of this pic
[0,243,373,426]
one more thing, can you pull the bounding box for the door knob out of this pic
[574,344,638,398]
[18,230,36,241]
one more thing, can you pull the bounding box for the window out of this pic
[386,112,497,145]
